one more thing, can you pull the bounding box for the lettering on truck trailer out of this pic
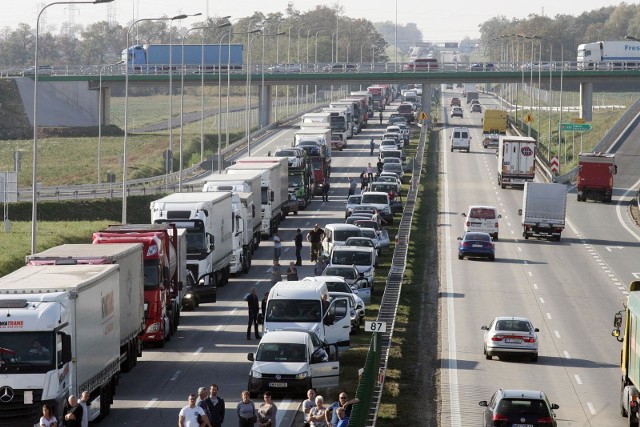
[0,320,24,329]
[521,147,533,156]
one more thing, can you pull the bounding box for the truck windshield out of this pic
[0,332,55,373]
[289,174,304,187]
[143,260,160,290]
[260,187,269,205]
[256,343,306,362]
[266,300,321,323]
[330,117,346,131]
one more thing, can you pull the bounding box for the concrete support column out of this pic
[101,86,112,126]
[421,83,432,123]
[580,82,593,122]
[259,84,273,128]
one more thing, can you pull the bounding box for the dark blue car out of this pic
[458,232,495,261]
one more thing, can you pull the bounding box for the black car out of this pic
[479,389,559,427]
[182,270,218,310]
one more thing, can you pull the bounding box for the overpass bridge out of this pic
[14,61,640,128]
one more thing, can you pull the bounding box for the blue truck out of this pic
[122,44,244,73]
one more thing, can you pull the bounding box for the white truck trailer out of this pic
[295,127,332,156]
[0,264,121,426]
[227,157,289,237]
[150,192,234,294]
[519,182,567,241]
[26,243,144,374]
[497,136,536,189]
[577,40,640,69]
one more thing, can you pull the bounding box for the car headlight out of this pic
[183,294,193,299]
[250,370,262,379]
[146,322,161,333]
[295,371,309,380]
[357,301,364,310]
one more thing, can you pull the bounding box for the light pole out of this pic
[315,31,324,64]
[287,26,292,116]
[331,31,336,62]
[274,19,284,121]
[98,59,123,184]
[246,31,263,155]
[297,27,304,63]
[32,0,113,254]
[169,12,202,173]
[346,43,351,63]
[306,29,312,65]
[360,43,365,63]
[123,13,188,224]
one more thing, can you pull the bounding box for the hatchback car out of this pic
[344,195,362,218]
[351,204,378,218]
[379,139,398,152]
[471,103,482,113]
[457,232,495,261]
[450,106,464,118]
[450,97,461,107]
[382,162,404,181]
[482,316,539,361]
[345,214,372,225]
[479,389,559,427]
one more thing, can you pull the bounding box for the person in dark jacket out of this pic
[203,384,225,427]
[244,287,261,340]
[294,228,303,266]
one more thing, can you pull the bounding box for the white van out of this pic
[263,281,352,350]
[451,126,471,152]
[328,245,377,290]
[247,330,339,397]
[462,205,501,240]
[322,223,363,257]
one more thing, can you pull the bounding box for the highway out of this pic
[100,112,386,426]
[438,88,640,426]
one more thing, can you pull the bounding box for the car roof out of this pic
[331,245,374,253]
[493,316,531,323]
[463,232,492,239]
[326,223,362,230]
[259,330,309,344]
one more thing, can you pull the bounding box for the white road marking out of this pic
[539,297,545,304]
[574,374,582,385]
[587,402,597,415]
[193,347,203,356]
[170,371,181,381]
[554,330,561,338]
[563,350,571,359]
[546,313,552,319]
[145,398,158,409]
[533,283,538,290]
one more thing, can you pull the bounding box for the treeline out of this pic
[0,5,399,69]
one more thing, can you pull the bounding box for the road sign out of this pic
[524,113,534,123]
[364,320,387,333]
[550,156,559,173]
[418,111,428,121]
[572,117,585,124]
[561,123,592,132]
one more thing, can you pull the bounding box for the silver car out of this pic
[344,195,362,219]
[482,316,539,362]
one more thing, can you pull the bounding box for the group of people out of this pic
[302,389,359,427]
[39,391,90,427]
[178,387,277,427]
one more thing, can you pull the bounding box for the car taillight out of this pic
[492,413,509,421]
[491,335,504,341]
[461,242,472,248]
[494,222,499,228]
[536,416,554,424]
[523,336,536,343]
[466,221,470,227]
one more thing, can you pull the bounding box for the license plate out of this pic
[513,424,534,427]
[268,382,287,388]
[472,244,483,248]
[505,338,522,344]
[511,178,524,183]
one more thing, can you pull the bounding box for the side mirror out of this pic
[518,209,523,216]
[247,353,254,362]
[480,325,488,330]
[614,311,623,328]
[61,333,72,364]
[479,401,488,407]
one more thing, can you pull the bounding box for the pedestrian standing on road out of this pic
[39,404,57,427]
[367,163,375,182]
[376,159,383,175]
[64,395,83,427]
[302,389,317,426]
[179,394,208,427]
[322,180,330,202]
[204,384,225,427]
[79,390,89,427]
[237,390,257,427]
[307,224,325,263]
[197,387,214,427]
[270,260,282,285]
[359,170,368,193]
[257,391,277,427]
[287,261,299,281]
[272,231,282,261]
[244,288,261,340]
[369,138,375,155]
[379,111,383,124]
[294,228,303,266]
[308,395,327,427]
[347,177,357,197]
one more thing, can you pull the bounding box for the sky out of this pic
[7,0,616,42]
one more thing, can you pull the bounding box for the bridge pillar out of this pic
[580,82,593,122]
[421,83,432,124]
[259,84,273,128]
[100,86,112,126]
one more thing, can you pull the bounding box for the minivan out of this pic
[379,149,405,162]
[328,245,377,288]
[462,205,501,240]
[322,223,363,256]
[451,127,471,152]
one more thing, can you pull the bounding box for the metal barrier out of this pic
[348,125,427,427]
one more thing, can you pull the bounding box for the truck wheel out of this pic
[99,384,112,420]
[524,232,529,240]
[555,235,561,242]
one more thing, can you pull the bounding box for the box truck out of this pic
[577,152,617,202]
[519,182,567,241]
[497,136,536,188]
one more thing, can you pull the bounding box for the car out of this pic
[521,62,553,71]
[360,192,393,224]
[479,389,559,427]
[374,175,402,192]
[482,134,500,149]
[267,63,302,73]
[322,63,358,72]
[395,123,411,144]
[382,162,404,181]
[358,226,390,251]
[180,270,199,311]
[450,106,464,118]
[379,139,398,152]
[23,65,53,76]
[457,232,495,261]
[387,115,408,125]
[450,126,471,152]
[450,97,461,107]
[481,316,539,361]
[471,103,482,113]
[345,214,372,225]
[274,147,305,169]
[305,276,365,333]
[331,134,345,151]
[369,182,402,208]
[344,195,362,218]
[321,264,369,297]
[181,269,217,309]
[467,62,496,71]
[327,245,376,287]
[470,99,480,106]
[345,236,378,251]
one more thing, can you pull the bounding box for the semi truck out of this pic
[497,136,536,188]
[323,107,353,141]
[150,192,234,297]
[201,171,262,273]
[295,127,332,156]
[577,40,640,69]
[301,112,331,126]
[26,243,145,373]
[92,224,184,347]
[482,109,508,135]
[0,264,121,426]
[367,86,386,111]
[577,152,617,202]
[330,100,361,133]
[123,43,244,72]
[612,280,640,425]
[519,182,567,241]
[227,157,289,237]
[348,91,372,121]
[294,128,331,195]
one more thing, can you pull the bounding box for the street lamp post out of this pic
[287,26,292,116]
[360,43,365,63]
[123,13,188,224]
[32,0,113,254]
[98,59,123,184]
[297,27,304,64]
[274,20,284,121]
[246,31,263,155]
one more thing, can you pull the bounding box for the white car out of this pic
[304,276,365,333]
[274,147,305,169]
[482,316,539,362]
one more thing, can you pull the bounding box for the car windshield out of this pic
[334,229,362,241]
[465,233,491,242]
[331,250,372,266]
[289,174,304,187]
[384,163,402,172]
[362,194,388,204]
[324,281,352,293]
[276,149,297,157]
[266,299,321,322]
[256,343,306,363]
[347,196,362,205]
[347,238,373,248]
[470,208,496,219]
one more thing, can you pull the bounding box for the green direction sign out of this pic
[561,123,592,132]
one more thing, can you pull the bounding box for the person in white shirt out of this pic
[79,390,89,427]
[179,394,209,427]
